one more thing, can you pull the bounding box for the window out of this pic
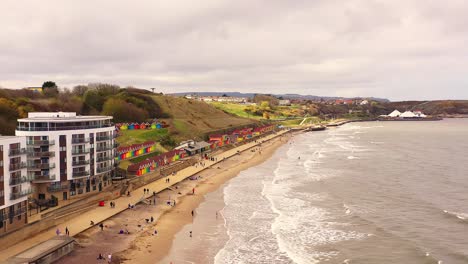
[0,160,3,167]
[0,145,3,151]
[59,147,66,151]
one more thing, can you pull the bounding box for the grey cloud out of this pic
[1,0,468,100]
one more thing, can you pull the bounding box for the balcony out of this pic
[72,160,90,166]
[47,184,69,193]
[27,151,55,158]
[72,138,90,144]
[9,148,27,156]
[9,175,33,185]
[9,162,27,171]
[27,140,55,146]
[97,166,113,173]
[31,174,56,182]
[96,146,113,152]
[72,171,90,178]
[28,163,56,170]
[96,156,113,162]
[96,135,112,141]
[71,149,90,155]
[10,188,33,200]
[17,123,113,132]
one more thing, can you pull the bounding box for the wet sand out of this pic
[58,133,291,264]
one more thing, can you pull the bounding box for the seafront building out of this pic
[0,136,30,235]
[15,112,116,207]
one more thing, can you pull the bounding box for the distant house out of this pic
[176,140,211,156]
[360,100,369,105]
[25,87,43,93]
[278,99,291,106]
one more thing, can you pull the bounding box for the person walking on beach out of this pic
[189,231,192,238]
[107,253,112,263]
[99,223,104,231]
[56,228,60,236]
[191,210,194,217]
[151,216,154,222]
[65,227,69,236]
[192,188,195,195]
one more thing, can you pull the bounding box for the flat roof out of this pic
[7,236,75,263]
[18,113,112,122]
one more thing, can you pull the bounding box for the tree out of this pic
[102,98,149,122]
[83,89,105,111]
[42,81,57,89]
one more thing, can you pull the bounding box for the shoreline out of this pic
[120,133,291,263]
[55,132,293,263]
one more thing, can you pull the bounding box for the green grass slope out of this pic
[152,96,256,142]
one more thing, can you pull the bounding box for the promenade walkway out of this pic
[0,130,289,262]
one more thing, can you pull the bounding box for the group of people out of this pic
[143,188,151,194]
[55,227,70,236]
[97,253,112,263]
[109,201,116,208]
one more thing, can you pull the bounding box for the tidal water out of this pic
[214,119,468,264]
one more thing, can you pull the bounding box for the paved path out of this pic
[0,130,289,261]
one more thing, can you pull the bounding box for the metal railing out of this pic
[27,151,55,158]
[96,135,112,141]
[28,163,56,170]
[97,166,113,173]
[26,140,55,146]
[8,148,27,156]
[17,124,113,131]
[9,175,33,185]
[72,160,90,166]
[9,162,27,171]
[72,138,90,144]
[96,156,113,162]
[71,149,90,155]
[10,188,33,200]
[96,146,113,152]
[72,171,90,177]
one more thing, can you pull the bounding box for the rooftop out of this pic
[18,112,112,122]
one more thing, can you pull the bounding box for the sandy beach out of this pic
[56,132,292,263]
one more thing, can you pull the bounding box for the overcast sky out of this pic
[1,0,467,101]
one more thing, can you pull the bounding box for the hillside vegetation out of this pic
[152,96,256,142]
[0,84,256,146]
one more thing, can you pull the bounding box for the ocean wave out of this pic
[443,210,468,221]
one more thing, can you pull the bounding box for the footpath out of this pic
[0,129,289,262]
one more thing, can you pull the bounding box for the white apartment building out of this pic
[0,136,30,235]
[15,112,116,204]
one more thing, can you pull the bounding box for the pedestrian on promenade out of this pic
[56,228,60,236]
[153,191,156,196]
[151,216,154,222]
[127,191,131,196]
[99,223,104,231]
[192,188,195,195]
[191,210,194,217]
[65,227,69,236]
[97,253,105,260]
[189,231,192,237]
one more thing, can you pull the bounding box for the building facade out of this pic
[0,136,30,235]
[16,112,116,204]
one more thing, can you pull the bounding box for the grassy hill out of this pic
[0,85,256,148]
[152,96,256,142]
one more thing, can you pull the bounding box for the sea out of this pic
[167,119,468,264]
